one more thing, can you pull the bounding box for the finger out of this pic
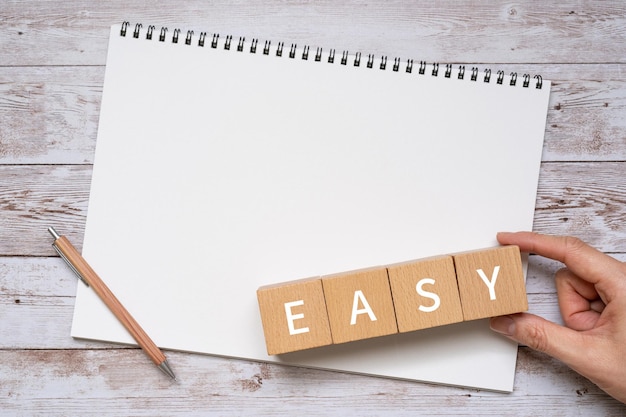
[555,267,599,300]
[555,268,603,330]
[490,313,594,375]
[497,232,625,300]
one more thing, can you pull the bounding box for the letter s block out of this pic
[257,278,332,355]
[453,245,528,321]
[387,256,463,332]
[322,267,398,344]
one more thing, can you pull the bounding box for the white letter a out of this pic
[350,290,377,325]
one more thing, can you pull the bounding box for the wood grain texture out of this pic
[0,66,103,164]
[1,0,626,414]
[1,348,625,416]
[0,165,90,256]
[533,162,626,252]
[2,1,626,66]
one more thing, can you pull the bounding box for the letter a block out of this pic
[453,245,528,321]
[387,256,464,333]
[257,278,332,355]
[322,268,398,344]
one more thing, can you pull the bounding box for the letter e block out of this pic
[257,278,332,355]
[387,256,463,332]
[453,245,528,321]
[322,267,398,344]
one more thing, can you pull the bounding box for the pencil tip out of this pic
[48,227,60,240]
[158,360,177,380]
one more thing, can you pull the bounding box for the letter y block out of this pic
[453,245,528,321]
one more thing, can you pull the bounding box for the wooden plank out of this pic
[2,64,625,165]
[1,163,624,256]
[0,66,102,164]
[0,294,96,349]
[2,1,626,66]
[0,348,624,416]
[0,165,90,256]
[0,257,113,349]
[540,66,626,162]
[533,162,626,252]
[0,256,78,297]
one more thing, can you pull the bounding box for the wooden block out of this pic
[387,256,463,332]
[321,267,397,344]
[453,245,528,321]
[257,278,332,355]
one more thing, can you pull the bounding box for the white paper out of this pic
[72,25,550,391]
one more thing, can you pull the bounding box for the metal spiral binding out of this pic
[119,21,544,89]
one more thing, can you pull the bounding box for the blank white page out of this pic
[72,24,550,391]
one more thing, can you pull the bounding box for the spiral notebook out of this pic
[72,22,551,391]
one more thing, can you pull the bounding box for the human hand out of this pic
[489,231,626,404]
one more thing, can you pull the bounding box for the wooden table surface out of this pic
[1,1,625,415]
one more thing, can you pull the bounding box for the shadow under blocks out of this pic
[257,245,528,355]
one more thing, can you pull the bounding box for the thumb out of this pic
[490,313,590,369]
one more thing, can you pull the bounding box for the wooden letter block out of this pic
[453,245,528,321]
[387,256,463,332]
[322,267,398,344]
[257,278,332,355]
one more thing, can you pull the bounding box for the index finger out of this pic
[497,232,626,298]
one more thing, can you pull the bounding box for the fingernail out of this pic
[496,232,512,243]
[490,316,516,336]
